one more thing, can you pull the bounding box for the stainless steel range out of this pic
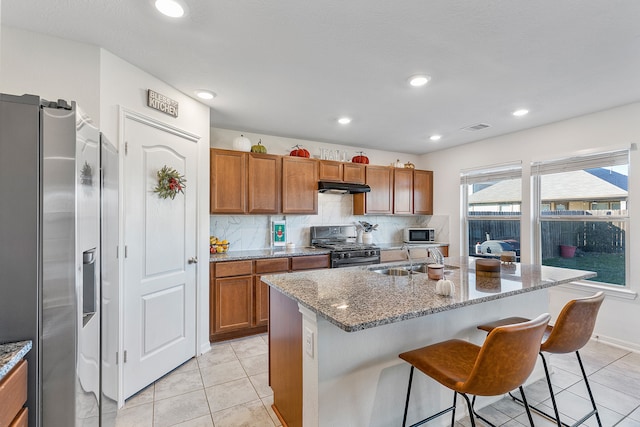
[311,225,381,268]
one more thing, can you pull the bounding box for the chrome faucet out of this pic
[429,247,444,265]
[401,243,414,272]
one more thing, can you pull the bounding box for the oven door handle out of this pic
[333,256,380,267]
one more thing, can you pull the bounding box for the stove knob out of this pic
[345,253,352,258]
[365,251,371,257]
[339,253,345,259]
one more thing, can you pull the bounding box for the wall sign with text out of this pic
[147,89,179,118]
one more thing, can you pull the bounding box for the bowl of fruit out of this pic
[210,236,230,254]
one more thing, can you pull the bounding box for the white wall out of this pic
[1,27,213,382]
[209,128,448,249]
[99,49,211,359]
[0,26,100,122]
[420,103,640,350]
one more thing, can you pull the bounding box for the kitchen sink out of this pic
[370,263,459,276]
[370,267,412,276]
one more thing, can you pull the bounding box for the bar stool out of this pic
[399,313,550,427]
[477,291,604,427]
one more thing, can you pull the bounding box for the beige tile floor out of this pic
[116,336,640,426]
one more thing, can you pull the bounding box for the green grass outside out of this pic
[542,252,625,286]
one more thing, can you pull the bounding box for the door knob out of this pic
[188,257,198,264]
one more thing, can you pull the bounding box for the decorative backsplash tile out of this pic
[210,193,449,250]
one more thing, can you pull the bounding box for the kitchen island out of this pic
[261,257,595,427]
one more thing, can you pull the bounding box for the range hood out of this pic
[318,181,371,194]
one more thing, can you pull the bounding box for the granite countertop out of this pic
[210,247,331,262]
[261,257,596,333]
[0,340,32,381]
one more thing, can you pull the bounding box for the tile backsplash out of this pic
[210,193,449,250]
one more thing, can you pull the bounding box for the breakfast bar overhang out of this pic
[262,258,596,427]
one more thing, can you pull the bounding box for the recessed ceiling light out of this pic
[512,109,529,117]
[408,75,431,87]
[338,117,352,125]
[195,90,216,100]
[155,0,185,18]
[430,134,442,141]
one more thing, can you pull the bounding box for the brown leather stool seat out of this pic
[477,291,605,427]
[399,313,550,427]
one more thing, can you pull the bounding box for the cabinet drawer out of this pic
[290,255,330,271]
[255,258,290,274]
[0,359,27,427]
[215,260,253,277]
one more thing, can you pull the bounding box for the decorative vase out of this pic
[362,232,373,244]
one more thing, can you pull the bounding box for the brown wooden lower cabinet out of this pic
[0,359,28,427]
[210,254,329,343]
[269,288,302,427]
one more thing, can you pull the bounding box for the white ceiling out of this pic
[3,1,640,154]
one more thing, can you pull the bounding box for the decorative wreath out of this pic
[153,165,186,199]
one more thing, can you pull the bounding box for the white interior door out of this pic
[122,112,199,398]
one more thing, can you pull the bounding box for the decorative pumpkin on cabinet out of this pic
[289,144,310,157]
[232,134,252,152]
[351,151,369,164]
[251,139,267,153]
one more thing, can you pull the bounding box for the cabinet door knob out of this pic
[188,257,198,264]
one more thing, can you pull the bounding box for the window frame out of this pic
[461,162,523,258]
[531,149,630,288]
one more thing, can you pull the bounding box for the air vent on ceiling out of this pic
[462,123,491,131]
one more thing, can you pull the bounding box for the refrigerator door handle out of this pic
[188,257,198,264]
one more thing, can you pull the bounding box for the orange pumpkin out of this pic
[352,152,369,164]
[290,145,310,158]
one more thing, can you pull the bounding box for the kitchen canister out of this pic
[427,264,444,280]
[362,232,373,244]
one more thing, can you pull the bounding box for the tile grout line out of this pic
[195,357,216,427]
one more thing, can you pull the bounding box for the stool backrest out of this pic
[541,291,605,354]
[461,313,550,396]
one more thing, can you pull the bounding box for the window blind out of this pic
[460,161,522,185]
[532,149,629,176]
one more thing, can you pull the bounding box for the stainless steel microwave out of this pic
[404,228,436,243]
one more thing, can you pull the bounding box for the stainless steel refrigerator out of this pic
[0,93,117,427]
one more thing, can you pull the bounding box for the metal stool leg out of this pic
[403,366,414,427]
[576,351,602,426]
[519,385,536,427]
[460,393,477,427]
[450,392,457,427]
[540,352,563,426]
[508,351,602,427]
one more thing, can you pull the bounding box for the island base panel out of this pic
[270,287,302,427]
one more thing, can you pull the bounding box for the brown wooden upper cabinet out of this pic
[353,165,393,214]
[282,156,319,214]
[248,152,281,214]
[413,169,433,215]
[210,149,281,214]
[393,168,414,214]
[354,166,433,215]
[210,149,246,213]
[318,160,365,184]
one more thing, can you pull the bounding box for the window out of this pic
[461,162,522,260]
[532,150,629,286]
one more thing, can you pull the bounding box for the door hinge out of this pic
[116,246,119,259]
[123,350,127,363]
[125,141,128,155]
[116,351,119,365]
[124,245,128,258]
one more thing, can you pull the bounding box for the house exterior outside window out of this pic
[461,162,522,260]
[532,150,629,287]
